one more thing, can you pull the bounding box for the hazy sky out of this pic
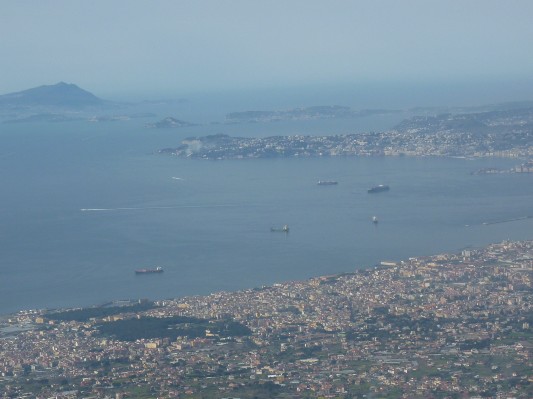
[2,0,533,99]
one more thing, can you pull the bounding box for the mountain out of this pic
[0,82,104,108]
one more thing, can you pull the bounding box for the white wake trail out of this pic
[81,204,237,212]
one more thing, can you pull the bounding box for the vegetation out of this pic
[97,316,252,341]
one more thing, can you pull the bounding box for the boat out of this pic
[135,266,164,274]
[317,180,338,185]
[368,184,390,193]
[372,216,378,224]
[271,224,289,232]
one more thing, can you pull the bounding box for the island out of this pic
[225,105,400,123]
[145,116,196,128]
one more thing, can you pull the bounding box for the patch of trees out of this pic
[459,338,491,350]
[279,306,300,315]
[345,327,390,341]
[97,316,251,341]
[346,315,452,341]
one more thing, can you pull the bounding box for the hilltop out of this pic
[0,82,104,108]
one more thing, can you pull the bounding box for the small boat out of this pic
[271,224,289,232]
[135,266,164,274]
[317,180,338,185]
[372,216,378,224]
[368,185,390,193]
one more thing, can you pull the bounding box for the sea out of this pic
[1,90,532,315]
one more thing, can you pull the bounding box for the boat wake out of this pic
[81,204,237,212]
[481,215,532,225]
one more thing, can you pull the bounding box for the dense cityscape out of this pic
[160,107,533,161]
[1,240,531,398]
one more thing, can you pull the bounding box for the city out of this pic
[1,240,531,398]
[159,106,533,161]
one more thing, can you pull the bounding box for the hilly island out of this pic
[0,82,104,108]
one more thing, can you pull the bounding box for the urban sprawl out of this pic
[1,240,532,398]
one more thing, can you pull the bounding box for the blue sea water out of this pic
[0,114,532,315]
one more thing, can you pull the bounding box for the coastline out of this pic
[3,238,530,319]
[2,239,532,397]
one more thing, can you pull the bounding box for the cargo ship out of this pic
[368,185,390,193]
[317,180,338,185]
[135,266,164,274]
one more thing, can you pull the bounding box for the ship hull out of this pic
[368,185,389,193]
[135,268,163,274]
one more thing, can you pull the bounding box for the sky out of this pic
[2,0,533,101]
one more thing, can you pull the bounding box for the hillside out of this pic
[0,82,103,108]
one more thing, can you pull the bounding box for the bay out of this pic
[0,118,532,315]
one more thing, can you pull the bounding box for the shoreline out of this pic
[2,237,528,319]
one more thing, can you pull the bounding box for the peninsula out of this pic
[159,106,533,160]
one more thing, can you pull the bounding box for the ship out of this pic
[135,266,164,274]
[372,216,378,224]
[271,224,289,232]
[368,184,390,193]
[317,180,338,185]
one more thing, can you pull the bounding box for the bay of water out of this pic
[1,117,532,315]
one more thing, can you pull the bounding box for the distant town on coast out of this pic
[1,240,532,398]
[158,106,533,161]
[2,83,533,164]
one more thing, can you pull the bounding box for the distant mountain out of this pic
[394,106,533,136]
[0,82,103,108]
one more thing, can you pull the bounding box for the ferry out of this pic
[135,266,164,274]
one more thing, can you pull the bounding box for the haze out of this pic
[2,0,533,102]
